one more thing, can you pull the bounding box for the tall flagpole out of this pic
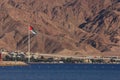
[28,26,31,63]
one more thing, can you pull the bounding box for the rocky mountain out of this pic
[0,0,120,56]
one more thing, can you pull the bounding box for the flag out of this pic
[29,26,37,34]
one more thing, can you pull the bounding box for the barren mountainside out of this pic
[0,0,120,56]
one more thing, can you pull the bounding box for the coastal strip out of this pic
[0,61,27,66]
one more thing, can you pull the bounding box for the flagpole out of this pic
[28,26,31,63]
[28,26,37,63]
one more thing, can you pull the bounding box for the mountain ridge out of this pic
[0,0,120,56]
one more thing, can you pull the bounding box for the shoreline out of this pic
[28,62,120,64]
[0,61,27,66]
[0,61,120,66]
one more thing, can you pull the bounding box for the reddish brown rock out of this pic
[0,0,120,56]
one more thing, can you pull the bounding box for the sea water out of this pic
[0,64,120,80]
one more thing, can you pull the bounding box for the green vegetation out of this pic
[2,54,120,64]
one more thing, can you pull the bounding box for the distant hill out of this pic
[0,0,120,56]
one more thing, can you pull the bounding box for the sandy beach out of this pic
[0,61,27,66]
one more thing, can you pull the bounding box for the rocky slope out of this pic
[0,0,120,56]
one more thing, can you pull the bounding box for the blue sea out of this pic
[0,64,120,80]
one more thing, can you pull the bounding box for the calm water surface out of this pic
[0,64,120,80]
